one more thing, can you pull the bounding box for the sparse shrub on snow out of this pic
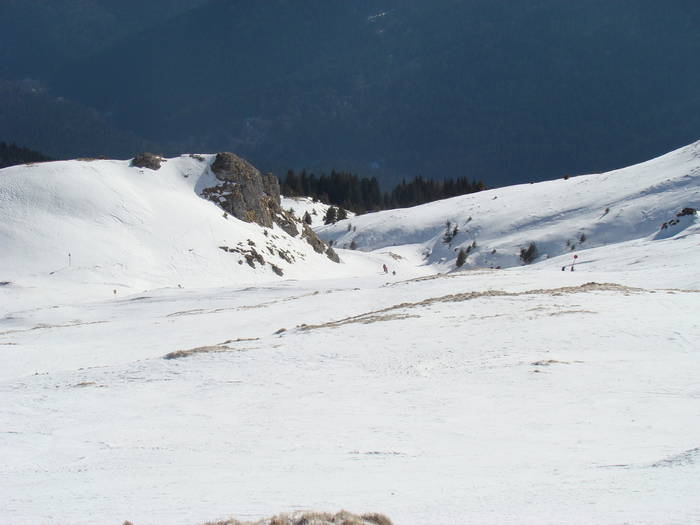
[443,221,455,244]
[659,207,698,231]
[456,248,467,267]
[200,510,393,525]
[324,206,338,224]
[520,242,538,264]
[131,152,162,170]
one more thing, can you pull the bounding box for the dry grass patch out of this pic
[163,345,231,360]
[201,510,393,525]
[163,337,261,360]
[298,282,644,333]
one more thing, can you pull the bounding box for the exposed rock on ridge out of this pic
[203,152,338,262]
[131,152,163,170]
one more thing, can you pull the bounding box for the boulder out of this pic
[131,152,162,170]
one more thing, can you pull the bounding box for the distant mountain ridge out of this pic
[3,0,700,187]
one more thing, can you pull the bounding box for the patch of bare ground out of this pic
[547,309,597,316]
[163,346,231,360]
[299,312,419,330]
[199,510,393,525]
[0,320,107,336]
[531,360,569,366]
[387,268,499,287]
[163,338,260,360]
[299,282,643,332]
[217,337,259,345]
[166,291,332,318]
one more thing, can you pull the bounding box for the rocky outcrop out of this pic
[202,152,339,263]
[301,223,326,254]
[131,152,162,170]
[273,208,299,237]
[325,245,340,263]
[207,152,277,228]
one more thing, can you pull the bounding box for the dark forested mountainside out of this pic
[0,80,155,159]
[0,0,207,80]
[281,169,485,214]
[2,0,699,188]
[0,141,51,169]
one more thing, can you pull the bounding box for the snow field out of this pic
[1,142,699,524]
[2,264,700,525]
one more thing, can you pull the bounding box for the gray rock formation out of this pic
[131,152,162,170]
[325,245,340,263]
[202,152,339,263]
[207,152,277,228]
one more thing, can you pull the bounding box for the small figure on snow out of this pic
[570,254,578,271]
[382,264,388,274]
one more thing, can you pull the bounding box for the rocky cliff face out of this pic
[202,152,338,262]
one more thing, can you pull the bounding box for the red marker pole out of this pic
[571,254,578,272]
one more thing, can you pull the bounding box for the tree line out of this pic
[0,141,51,169]
[281,169,486,214]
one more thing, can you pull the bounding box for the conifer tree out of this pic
[323,206,338,224]
[456,248,467,267]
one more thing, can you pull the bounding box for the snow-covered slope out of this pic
[1,143,700,525]
[319,140,700,272]
[281,196,354,228]
[0,156,377,301]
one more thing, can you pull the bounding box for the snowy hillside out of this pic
[281,196,354,228]
[1,143,699,525]
[319,140,700,273]
[0,155,380,302]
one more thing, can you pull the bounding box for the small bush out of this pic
[323,206,338,224]
[361,514,393,525]
[456,248,467,267]
[201,510,393,525]
[164,345,229,360]
[520,242,538,264]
